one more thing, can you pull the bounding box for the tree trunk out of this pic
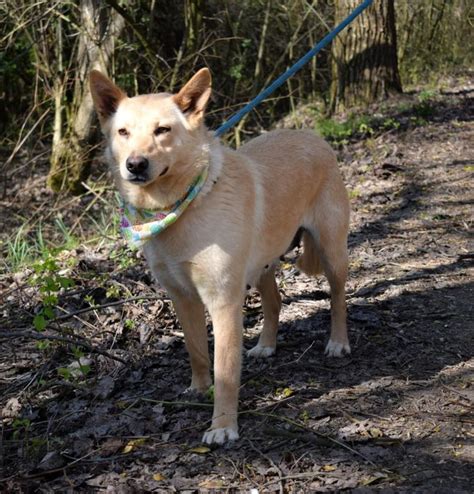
[48,0,124,194]
[330,0,402,112]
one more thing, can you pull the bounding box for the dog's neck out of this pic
[117,133,223,211]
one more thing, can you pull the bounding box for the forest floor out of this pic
[1,74,473,492]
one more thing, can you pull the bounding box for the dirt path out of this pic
[1,79,473,492]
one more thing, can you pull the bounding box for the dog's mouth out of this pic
[125,166,169,185]
[127,174,149,184]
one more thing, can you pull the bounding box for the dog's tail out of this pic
[296,230,323,276]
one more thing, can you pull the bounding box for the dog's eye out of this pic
[118,128,129,137]
[154,126,171,136]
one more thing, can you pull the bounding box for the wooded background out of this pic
[1,3,473,489]
[1,0,472,193]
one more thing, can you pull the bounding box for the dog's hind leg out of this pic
[321,238,350,357]
[302,191,350,357]
[247,264,281,358]
[171,293,212,392]
[296,230,323,276]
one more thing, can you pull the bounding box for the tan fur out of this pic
[90,68,350,445]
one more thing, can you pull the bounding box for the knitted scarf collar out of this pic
[119,166,208,249]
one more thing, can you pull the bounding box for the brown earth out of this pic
[0,76,473,492]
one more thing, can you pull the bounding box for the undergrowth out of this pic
[315,90,438,144]
[3,201,119,273]
[2,89,440,273]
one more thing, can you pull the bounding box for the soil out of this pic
[1,75,473,492]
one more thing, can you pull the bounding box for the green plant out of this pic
[348,188,361,199]
[12,418,31,440]
[205,385,215,401]
[124,319,135,330]
[316,114,376,142]
[85,203,120,245]
[410,116,428,127]
[105,284,122,299]
[300,409,310,423]
[316,118,353,141]
[110,246,136,270]
[418,89,436,103]
[54,216,78,250]
[72,346,92,378]
[6,226,34,270]
[36,340,51,351]
[30,256,74,331]
[382,117,401,130]
[57,367,74,381]
[56,347,92,382]
[4,218,80,272]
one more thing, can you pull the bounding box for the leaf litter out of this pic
[0,76,473,492]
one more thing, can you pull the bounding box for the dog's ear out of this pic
[173,68,211,127]
[90,70,127,126]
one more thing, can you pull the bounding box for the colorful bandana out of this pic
[120,167,209,249]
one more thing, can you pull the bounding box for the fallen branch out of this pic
[0,330,127,364]
[53,295,165,322]
[140,397,213,409]
[246,409,377,466]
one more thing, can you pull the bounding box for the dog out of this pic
[90,68,350,445]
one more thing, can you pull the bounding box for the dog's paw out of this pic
[325,339,351,357]
[247,344,276,358]
[202,427,239,445]
[182,386,207,400]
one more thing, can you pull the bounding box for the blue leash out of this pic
[214,0,373,137]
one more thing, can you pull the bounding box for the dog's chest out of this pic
[141,229,233,298]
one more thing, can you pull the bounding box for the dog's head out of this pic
[90,69,212,208]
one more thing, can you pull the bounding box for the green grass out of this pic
[5,225,34,270]
[4,218,80,272]
[3,189,121,273]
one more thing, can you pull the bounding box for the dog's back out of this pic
[238,129,349,276]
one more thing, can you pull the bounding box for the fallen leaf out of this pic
[122,438,146,454]
[100,437,123,456]
[199,479,224,488]
[322,464,337,472]
[93,375,115,399]
[2,397,21,419]
[369,427,383,438]
[361,473,387,485]
[37,451,65,471]
[152,473,165,481]
[189,446,211,454]
[275,387,294,399]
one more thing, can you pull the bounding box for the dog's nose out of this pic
[126,156,149,174]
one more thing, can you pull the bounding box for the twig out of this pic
[52,296,164,322]
[103,0,168,75]
[262,471,332,488]
[0,330,127,364]
[440,384,473,404]
[140,397,213,409]
[19,447,100,480]
[246,438,284,494]
[2,108,50,172]
[246,410,377,466]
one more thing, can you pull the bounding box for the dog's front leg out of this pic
[171,293,211,393]
[202,301,243,444]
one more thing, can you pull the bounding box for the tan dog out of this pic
[90,68,350,444]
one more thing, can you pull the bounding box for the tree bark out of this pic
[330,0,402,112]
[48,0,124,194]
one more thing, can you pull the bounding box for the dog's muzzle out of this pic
[126,156,149,183]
